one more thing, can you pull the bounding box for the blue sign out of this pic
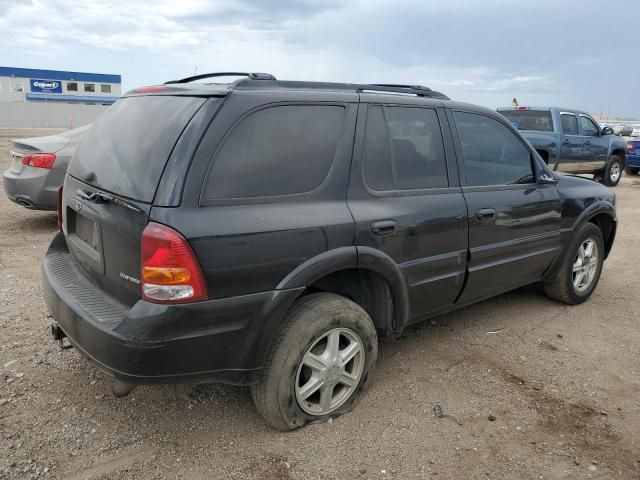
[30,79,62,94]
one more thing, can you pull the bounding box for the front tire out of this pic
[598,155,623,186]
[252,293,378,431]
[544,223,605,305]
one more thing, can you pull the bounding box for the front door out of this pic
[578,114,608,172]
[450,110,562,304]
[348,101,468,321]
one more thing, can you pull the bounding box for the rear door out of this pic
[348,98,468,321]
[450,110,562,304]
[63,94,209,307]
[557,112,584,172]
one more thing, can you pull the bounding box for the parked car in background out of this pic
[626,139,640,175]
[632,127,640,137]
[42,73,617,430]
[614,124,633,136]
[498,107,627,186]
[2,125,90,210]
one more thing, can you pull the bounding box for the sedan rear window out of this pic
[69,96,205,202]
[499,110,554,132]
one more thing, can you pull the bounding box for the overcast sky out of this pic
[2,0,638,118]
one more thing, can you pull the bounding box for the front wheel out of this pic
[598,155,623,186]
[252,293,378,430]
[544,223,605,305]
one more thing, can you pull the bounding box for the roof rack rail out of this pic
[358,84,449,99]
[165,72,276,84]
[371,83,433,92]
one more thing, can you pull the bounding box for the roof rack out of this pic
[358,84,447,99]
[165,72,276,84]
[372,83,433,92]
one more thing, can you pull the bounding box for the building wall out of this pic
[0,75,121,102]
[0,102,109,128]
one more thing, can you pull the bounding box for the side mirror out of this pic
[537,171,558,184]
[601,126,614,136]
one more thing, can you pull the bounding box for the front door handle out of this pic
[371,220,397,236]
[562,139,570,144]
[475,208,497,221]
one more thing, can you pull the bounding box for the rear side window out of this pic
[561,114,579,135]
[499,110,553,132]
[454,111,533,186]
[204,105,344,200]
[69,96,205,202]
[364,106,448,191]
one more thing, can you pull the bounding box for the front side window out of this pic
[204,105,344,200]
[454,111,534,187]
[561,114,579,135]
[364,106,448,191]
[579,115,599,136]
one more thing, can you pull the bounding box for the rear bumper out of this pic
[3,167,60,210]
[41,233,303,385]
[627,154,640,168]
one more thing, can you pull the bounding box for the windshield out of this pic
[69,95,205,202]
[500,110,554,132]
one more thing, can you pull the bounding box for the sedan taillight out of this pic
[22,153,57,169]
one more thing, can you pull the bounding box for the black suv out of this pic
[42,73,617,430]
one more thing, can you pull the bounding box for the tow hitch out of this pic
[51,322,73,350]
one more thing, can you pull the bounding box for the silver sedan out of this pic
[2,125,89,210]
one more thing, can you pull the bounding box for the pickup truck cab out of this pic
[498,106,627,186]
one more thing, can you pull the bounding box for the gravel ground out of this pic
[0,128,639,480]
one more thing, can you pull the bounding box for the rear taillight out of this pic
[22,153,56,169]
[140,222,207,304]
[56,185,63,233]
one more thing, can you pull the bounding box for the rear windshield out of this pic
[69,96,205,202]
[499,110,554,132]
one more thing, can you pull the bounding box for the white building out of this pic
[0,66,122,128]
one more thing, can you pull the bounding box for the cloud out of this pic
[1,0,638,117]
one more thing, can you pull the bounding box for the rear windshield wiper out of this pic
[76,189,143,214]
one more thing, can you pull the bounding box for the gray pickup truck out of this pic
[498,107,627,186]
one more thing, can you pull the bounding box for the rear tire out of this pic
[544,223,604,305]
[625,167,639,176]
[598,155,623,186]
[252,293,378,431]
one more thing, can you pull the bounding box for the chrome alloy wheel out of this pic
[295,328,365,416]
[610,162,621,182]
[573,238,599,292]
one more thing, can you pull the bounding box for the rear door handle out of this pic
[562,139,570,144]
[475,208,496,221]
[371,220,397,236]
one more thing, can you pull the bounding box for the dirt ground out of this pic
[0,128,639,480]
